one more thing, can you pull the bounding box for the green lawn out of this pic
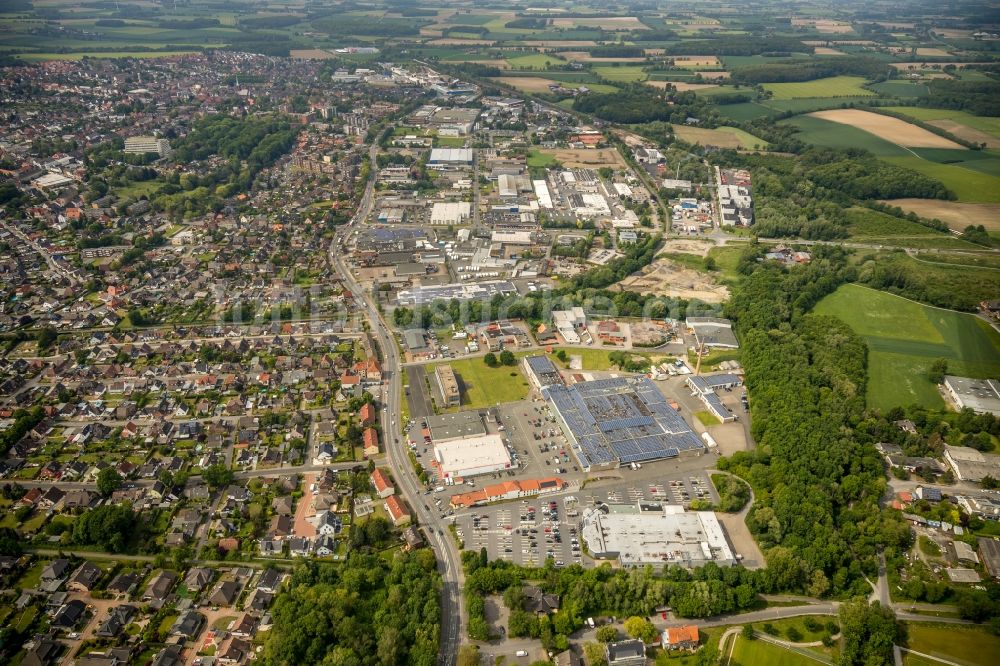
[527,150,558,168]
[814,284,1000,410]
[728,635,832,666]
[763,76,876,100]
[428,356,531,409]
[902,622,1000,666]
[593,65,648,82]
[551,348,614,371]
[434,136,466,147]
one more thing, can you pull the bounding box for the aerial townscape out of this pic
[0,1,999,665]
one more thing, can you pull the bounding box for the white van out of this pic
[515,650,528,657]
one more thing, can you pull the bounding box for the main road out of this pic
[329,140,465,665]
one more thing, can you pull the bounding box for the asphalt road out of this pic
[330,140,464,665]
[406,365,435,420]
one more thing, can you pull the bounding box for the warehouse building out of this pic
[686,374,742,423]
[430,201,472,225]
[434,433,512,479]
[686,317,739,349]
[944,445,1000,482]
[434,365,461,408]
[944,376,1000,415]
[544,377,703,471]
[582,502,736,568]
[429,148,474,166]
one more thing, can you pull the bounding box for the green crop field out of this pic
[505,53,566,69]
[883,156,1000,203]
[902,623,1000,666]
[781,115,909,156]
[762,76,876,100]
[814,284,1000,410]
[867,81,929,97]
[16,50,199,61]
[593,65,648,82]
[716,126,771,148]
[761,96,879,114]
[715,102,776,121]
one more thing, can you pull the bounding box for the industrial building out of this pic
[523,355,564,390]
[430,201,472,225]
[428,148,474,166]
[434,433,512,479]
[544,377,704,471]
[552,307,587,344]
[434,365,461,408]
[686,374,742,423]
[686,317,739,349]
[124,136,171,157]
[396,280,516,306]
[944,375,1000,415]
[581,502,736,568]
[944,445,1000,482]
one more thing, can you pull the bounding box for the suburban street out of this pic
[330,139,465,666]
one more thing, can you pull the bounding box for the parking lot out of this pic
[455,494,585,567]
[454,466,720,568]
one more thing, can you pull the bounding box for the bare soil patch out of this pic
[672,55,721,67]
[561,51,646,62]
[616,255,729,303]
[662,239,716,256]
[814,47,847,56]
[428,38,495,45]
[495,76,561,93]
[810,109,967,149]
[552,16,648,30]
[915,47,952,57]
[290,49,338,59]
[881,199,1000,232]
[545,148,626,169]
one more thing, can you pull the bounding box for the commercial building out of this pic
[396,280,516,306]
[544,377,704,471]
[124,136,171,157]
[686,317,739,349]
[434,433,512,479]
[523,355,564,390]
[434,365,461,408]
[426,411,487,442]
[552,307,587,344]
[430,201,472,225]
[944,445,1000,482]
[533,179,553,208]
[581,502,736,568]
[450,476,567,508]
[944,376,1000,415]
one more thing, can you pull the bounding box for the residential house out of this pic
[170,610,204,639]
[385,495,411,526]
[151,646,184,666]
[662,626,700,652]
[41,559,70,582]
[359,402,376,426]
[95,605,137,638]
[66,562,102,593]
[605,640,646,666]
[183,567,215,594]
[143,570,178,603]
[371,468,394,498]
[255,568,283,594]
[52,599,87,629]
[363,427,379,457]
[209,579,240,607]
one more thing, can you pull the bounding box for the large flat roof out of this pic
[945,376,1000,415]
[544,377,702,468]
[434,433,511,477]
[426,411,487,442]
[581,503,735,567]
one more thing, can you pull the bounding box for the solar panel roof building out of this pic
[544,377,703,471]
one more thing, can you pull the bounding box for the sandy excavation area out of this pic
[809,109,967,149]
[616,250,729,303]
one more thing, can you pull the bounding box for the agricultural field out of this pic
[844,208,983,249]
[814,284,1000,410]
[882,156,1000,203]
[867,81,929,97]
[762,76,876,100]
[781,115,910,156]
[504,53,566,69]
[809,109,965,149]
[673,125,769,150]
[592,65,648,82]
[884,199,1000,232]
[883,107,1000,148]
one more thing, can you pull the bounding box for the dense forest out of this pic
[262,552,441,666]
[733,56,888,84]
[573,86,713,125]
[721,247,912,595]
[919,78,1000,117]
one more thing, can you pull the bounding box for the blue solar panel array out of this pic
[544,377,703,469]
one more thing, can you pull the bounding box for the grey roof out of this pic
[426,411,487,442]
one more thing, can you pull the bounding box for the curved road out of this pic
[329,141,465,665]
